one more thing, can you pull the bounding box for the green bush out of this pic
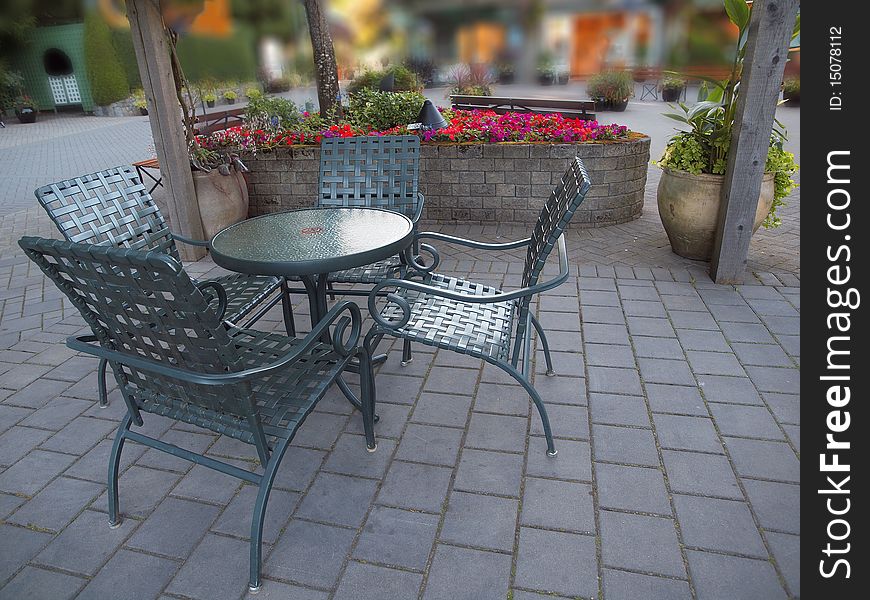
[348,65,421,94]
[110,28,142,90]
[586,71,634,102]
[244,95,301,130]
[347,89,425,131]
[84,11,129,106]
[175,27,257,83]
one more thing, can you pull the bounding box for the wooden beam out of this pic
[710,0,799,283]
[127,0,206,261]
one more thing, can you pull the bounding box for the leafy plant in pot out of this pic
[586,70,633,111]
[660,75,685,103]
[223,90,237,105]
[15,94,37,123]
[655,0,799,260]
[782,77,799,105]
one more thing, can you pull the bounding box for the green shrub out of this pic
[348,65,421,94]
[587,71,634,101]
[84,11,129,106]
[661,75,686,91]
[110,27,142,90]
[347,89,425,131]
[244,95,301,130]
[175,27,257,83]
[782,77,800,94]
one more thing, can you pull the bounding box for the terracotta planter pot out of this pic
[657,168,775,260]
[193,169,249,239]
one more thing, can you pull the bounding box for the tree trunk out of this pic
[302,0,342,121]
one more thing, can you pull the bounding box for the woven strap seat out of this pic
[208,273,282,324]
[135,327,344,443]
[380,273,515,362]
[327,257,405,285]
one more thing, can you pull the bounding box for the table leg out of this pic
[300,274,330,326]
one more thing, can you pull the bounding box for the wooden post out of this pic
[709,0,798,283]
[127,0,206,261]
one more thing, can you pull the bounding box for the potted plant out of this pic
[245,87,262,101]
[190,146,251,239]
[537,53,556,86]
[587,71,633,111]
[656,0,799,260]
[660,75,685,102]
[131,89,148,115]
[223,90,237,105]
[15,94,37,123]
[203,91,217,108]
[782,77,799,105]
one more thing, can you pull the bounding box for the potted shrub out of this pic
[656,0,799,260]
[223,90,237,105]
[204,91,217,108]
[245,87,262,101]
[537,53,556,85]
[587,71,633,111]
[131,89,148,115]
[782,77,799,105]
[15,94,37,123]
[190,147,251,239]
[660,75,685,102]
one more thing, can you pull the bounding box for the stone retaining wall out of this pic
[245,136,650,226]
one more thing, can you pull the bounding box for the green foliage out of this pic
[244,95,301,130]
[84,11,129,106]
[223,90,237,100]
[0,66,25,111]
[246,87,262,100]
[764,142,799,228]
[657,134,707,175]
[110,28,142,90]
[131,88,147,110]
[661,75,686,91]
[347,89,425,131]
[175,27,257,84]
[348,65,422,94]
[586,71,634,101]
[782,77,800,94]
[203,92,217,102]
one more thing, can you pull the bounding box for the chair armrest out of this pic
[411,192,425,224]
[172,232,210,248]
[415,231,532,251]
[371,236,569,330]
[67,301,363,386]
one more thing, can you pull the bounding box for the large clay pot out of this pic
[193,169,249,239]
[657,168,775,260]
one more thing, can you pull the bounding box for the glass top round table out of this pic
[210,207,414,278]
[210,207,414,326]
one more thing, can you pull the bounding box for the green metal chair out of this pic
[34,165,294,407]
[365,157,591,456]
[19,236,376,593]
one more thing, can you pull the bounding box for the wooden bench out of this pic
[450,95,596,121]
[193,107,246,135]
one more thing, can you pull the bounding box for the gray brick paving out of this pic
[0,111,800,598]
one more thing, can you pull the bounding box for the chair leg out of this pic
[401,339,413,366]
[280,280,296,337]
[358,349,377,452]
[327,281,336,301]
[530,315,555,376]
[249,438,290,593]
[498,362,557,456]
[98,358,109,407]
[107,414,133,528]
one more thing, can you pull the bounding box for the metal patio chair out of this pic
[35,165,293,407]
[365,157,591,456]
[18,236,375,593]
[316,135,424,286]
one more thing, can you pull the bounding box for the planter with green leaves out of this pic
[656,0,799,260]
[782,77,799,105]
[204,92,217,108]
[223,90,237,105]
[587,71,633,111]
[660,76,685,103]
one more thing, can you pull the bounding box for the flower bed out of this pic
[196,108,649,226]
[196,109,630,151]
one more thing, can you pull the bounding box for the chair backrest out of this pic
[521,156,591,292]
[34,166,180,261]
[18,237,256,422]
[318,135,420,219]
